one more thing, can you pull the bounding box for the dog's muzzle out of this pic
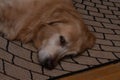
[40,57,57,70]
[39,51,58,70]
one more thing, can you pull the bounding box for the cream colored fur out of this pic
[0,0,96,69]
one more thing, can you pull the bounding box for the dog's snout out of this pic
[40,57,56,70]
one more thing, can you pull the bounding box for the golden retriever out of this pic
[0,0,96,69]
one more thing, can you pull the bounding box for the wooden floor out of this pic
[60,63,120,80]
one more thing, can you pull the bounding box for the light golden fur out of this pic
[0,0,96,69]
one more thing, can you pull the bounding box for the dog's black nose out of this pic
[40,58,56,70]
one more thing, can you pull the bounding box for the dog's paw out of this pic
[5,34,16,41]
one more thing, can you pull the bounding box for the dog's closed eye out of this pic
[60,36,67,47]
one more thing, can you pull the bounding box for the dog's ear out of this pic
[86,32,96,48]
[80,32,96,53]
[45,8,69,25]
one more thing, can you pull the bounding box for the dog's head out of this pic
[32,8,96,69]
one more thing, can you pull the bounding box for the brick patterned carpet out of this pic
[0,0,120,80]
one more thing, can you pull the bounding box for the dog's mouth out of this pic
[40,57,58,70]
[39,53,77,70]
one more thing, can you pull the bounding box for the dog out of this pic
[0,0,96,69]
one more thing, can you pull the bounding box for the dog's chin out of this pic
[41,55,78,70]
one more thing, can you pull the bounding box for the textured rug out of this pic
[0,0,120,80]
